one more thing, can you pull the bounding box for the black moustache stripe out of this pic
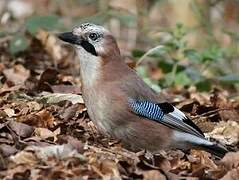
[81,40,98,56]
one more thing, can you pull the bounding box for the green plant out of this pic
[133,23,239,91]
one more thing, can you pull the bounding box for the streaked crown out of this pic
[59,23,120,58]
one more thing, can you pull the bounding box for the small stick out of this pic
[136,45,165,67]
[191,108,231,120]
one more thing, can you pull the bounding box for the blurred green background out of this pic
[1,0,239,93]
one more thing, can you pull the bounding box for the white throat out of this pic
[76,47,101,88]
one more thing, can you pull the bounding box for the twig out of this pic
[136,45,165,67]
[191,108,231,120]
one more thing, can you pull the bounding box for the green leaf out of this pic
[195,80,212,91]
[131,49,145,58]
[9,34,30,55]
[158,61,173,73]
[0,31,7,38]
[184,49,202,62]
[163,72,174,87]
[201,45,223,62]
[185,68,202,82]
[136,66,161,92]
[174,72,192,86]
[158,61,185,73]
[136,66,149,78]
[25,15,60,34]
[77,0,98,5]
[217,74,239,84]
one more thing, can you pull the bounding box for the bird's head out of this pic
[58,23,120,60]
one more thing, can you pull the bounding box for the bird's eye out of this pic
[89,33,98,41]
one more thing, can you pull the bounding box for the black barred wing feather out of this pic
[128,98,204,138]
[129,99,164,120]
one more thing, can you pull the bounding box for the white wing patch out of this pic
[169,107,187,121]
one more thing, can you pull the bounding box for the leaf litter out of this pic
[0,31,238,180]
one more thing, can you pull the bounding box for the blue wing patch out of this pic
[128,98,164,121]
[128,98,205,138]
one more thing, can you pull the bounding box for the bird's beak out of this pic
[58,32,81,45]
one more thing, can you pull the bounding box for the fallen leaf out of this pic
[26,101,43,112]
[27,144,86,161]
[51,85,82,94]
[220,167,239,180]
[220,151,239,170]
[1,164,31,179]
[3,64,30,85]
[143,170,166,180]
[10,151,37,165]
[100,159,121,178]
[35,109,55,127]
[38,68,59,86]
[3,108,16,117]
[36,29,62,61]
[57,135,84,153]
[0,144,17,157]
[39,92,84,104]
[24,136,53,147]
[0,84,22,94]
[34,127,59,141]
[190,150,218,170]
[206,121,239,145]
[20,109,54,128]
[8,120,34,138]
[60,103,86,120]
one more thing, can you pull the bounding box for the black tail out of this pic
[201,143,228,159]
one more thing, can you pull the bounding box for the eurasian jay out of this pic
[58,23,228,158]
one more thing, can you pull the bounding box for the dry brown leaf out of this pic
[0,84,22,94]
[8,120,34,138]
[3,108,16,117]
[20,109,54,128]
[220,167,239,180]
[26,101,43,112]
[155,156,171,172]
[143,170,166,180]
[60,103,86,120]
[40,92,84,104]
[3,64,30,85]
[190,91,211,106]
[57,135,84,153]
[0,144,17,157]
[51,85,82,94]
[23,136,54,147]
[206,121,239,145]
[1,164,31,180]
[10,151,37,165]
[219,110,239,123]
[34,127,60,142]
[36,29,62,61]
[26,144,86,161]
[190,150,218,170]
[38,68,58,86]
[35,109,55,127]
[100,159,121,179]
[220,151,239,170]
